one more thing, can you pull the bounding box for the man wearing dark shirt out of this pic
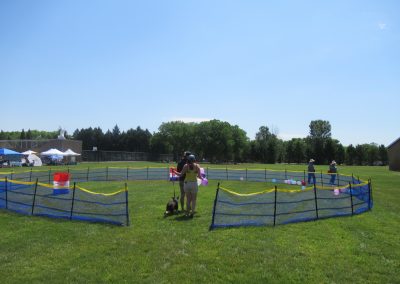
[177,151,191,211]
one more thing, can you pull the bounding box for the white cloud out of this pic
[378,22,387,30]
[169,117,212,123]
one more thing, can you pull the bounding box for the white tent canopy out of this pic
[40,148,65,156]
[22,150,37,155]
[27,154,42,166]
[63,149,81,156]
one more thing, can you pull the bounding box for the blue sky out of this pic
[1,0,399,146]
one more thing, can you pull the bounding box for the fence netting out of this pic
[210,181,372,230]
[0,179,128,226]
[0,167,372,229]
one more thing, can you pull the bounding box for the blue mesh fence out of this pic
[0,167,372,228]
[0,179,129,226]
[210,180,372,230]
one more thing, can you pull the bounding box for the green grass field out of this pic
[1,162,399,283]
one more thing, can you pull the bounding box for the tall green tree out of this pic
[308,120,332,163]
[26,129,32,139]
[231,125,249,162]
[293,139,306,164]
[336,143,345,164]
[309,120,331,139]
[195,120,234,162]
[254,126,278,163]
[20,129,26,140]
[346,144,356,165]
[157,121,194,160]
[378,144,388,165]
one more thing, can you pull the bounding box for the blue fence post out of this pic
[86,167,90,181]
[31,178,39,215]
[48,168,51,184]
[368,179,373,210]
[146,167,149,180]
[313,182,319,220]
[303,170,306,183]
[273,185,278,226]
[106,167,109,181]
[209,183,220,231]
[70,182,77,220]
[5,177,8,209]
[166,166,169,181]
[127,167,129,181]
[320,171,324,187]
[245,168,248,181]
[125,183,130,226]
[226,166,228,180]
[265,168,267,181]
[349,182,354,215]
[29,168,33,182]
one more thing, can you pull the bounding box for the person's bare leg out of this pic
[186,192,192,215]
[191,192,197,215]
[179,181,185,211]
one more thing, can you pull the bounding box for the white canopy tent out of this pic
[22,150,37,155]
[63,149,81,156]
[27,154,42,166]
[40,149,66,156]
[63,149,80,164]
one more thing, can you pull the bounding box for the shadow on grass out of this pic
[162,210,193,222]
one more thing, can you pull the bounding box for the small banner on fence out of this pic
[53,172,70,195]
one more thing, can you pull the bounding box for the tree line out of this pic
[1,120,388,165]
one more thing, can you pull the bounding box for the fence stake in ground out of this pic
[86,167,90,181]
[273,185,278,226]
[349,182,354,215]
[313,182,319,220]
[70,182,77,220]
[320,171,324,187]
[29,168,33,182]
[5,177,8,209]
[125,183,130,226]
[31,178,39,215]
[368,179,373,210]
[209,183,221,231]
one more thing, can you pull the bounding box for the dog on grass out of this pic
[164,196,179,217]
